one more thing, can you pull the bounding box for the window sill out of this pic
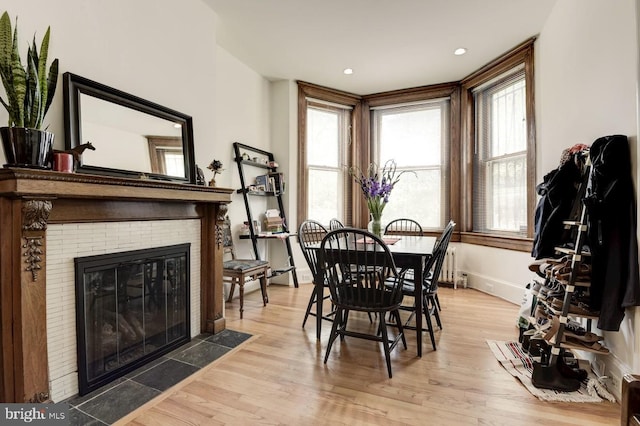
[460,232,533,252]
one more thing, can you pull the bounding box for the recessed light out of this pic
[454,47,467,56]
[343,68,354,75]
[173,123,182,129]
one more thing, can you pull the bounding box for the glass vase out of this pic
[368,216,383,238]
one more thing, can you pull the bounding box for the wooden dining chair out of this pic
[393,220,455,350]
[329,218,344,230]
[384,218,423,236]
[222,216,270,319]
[297,219,334,328]
[320,228,407,378]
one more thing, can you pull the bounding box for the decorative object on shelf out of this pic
[53,152,73,172]
[53,141,95,172]
[207,159,224,186]
[0,11,59,169]
[350,159,414,237]
[195,165,205,185]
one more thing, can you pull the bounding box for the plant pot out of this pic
[0,127,54,169]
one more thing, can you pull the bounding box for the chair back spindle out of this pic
[329,218,345,230]
[384,218,423,236]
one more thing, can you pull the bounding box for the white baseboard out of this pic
[594,353,628,402]
[464,271,523,305]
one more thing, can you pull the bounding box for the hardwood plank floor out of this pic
[118,285,619,425]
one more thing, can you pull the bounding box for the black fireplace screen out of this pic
[75,244,190,395]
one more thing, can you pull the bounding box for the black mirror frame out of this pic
[63,72,196,184]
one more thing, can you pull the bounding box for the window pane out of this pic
[374,101,450,230]
[486,154,527,232]
[305,103,350,224]
[164,153,184,177]
[308,168,341,224]
[473,70,527,235]
[490,80,526,156]
[307,107,339,167]
[381,169,443,229]
[379,107,442,167]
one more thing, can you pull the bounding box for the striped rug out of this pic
[486,340,605,403]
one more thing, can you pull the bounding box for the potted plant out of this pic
[0,11,58,168]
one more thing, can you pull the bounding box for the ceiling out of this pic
[204,0,557,95]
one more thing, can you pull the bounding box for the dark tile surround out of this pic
[65,329,252,425]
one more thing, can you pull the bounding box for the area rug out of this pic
[486,340,608,403]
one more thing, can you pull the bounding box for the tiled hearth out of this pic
[66,329,251,425]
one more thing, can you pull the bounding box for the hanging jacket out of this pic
[531,154,583,259]
[585,135,640,331]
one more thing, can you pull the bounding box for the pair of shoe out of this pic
[538,279,565,301]
[528,256,568,279]
[522,327,549,355]
[557,350,588,381]
[551,261,591,282]
[530,279,545,295]
[550,297,599,316]
[532,361,581,392]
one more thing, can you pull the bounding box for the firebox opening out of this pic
[75,243,190,395]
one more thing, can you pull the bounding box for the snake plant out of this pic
[0,11,58,129]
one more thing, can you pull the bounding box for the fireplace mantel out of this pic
[0,168,233,403]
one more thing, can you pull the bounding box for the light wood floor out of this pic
[118,284,619,425]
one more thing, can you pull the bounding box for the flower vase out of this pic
[368,216,383,238]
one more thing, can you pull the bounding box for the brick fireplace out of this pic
[0,169,232,403]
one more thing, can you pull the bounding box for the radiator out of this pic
[438,247,457,287]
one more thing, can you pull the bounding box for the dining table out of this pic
[313,234,436,357]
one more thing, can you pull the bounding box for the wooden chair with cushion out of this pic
[222,216,270,318]
[384,218,423,236]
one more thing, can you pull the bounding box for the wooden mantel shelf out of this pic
[0,168,232,403]
[0,168,234,202]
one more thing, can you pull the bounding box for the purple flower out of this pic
[348,159,415,220]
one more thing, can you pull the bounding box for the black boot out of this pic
[531,362,581,392]
[557,351,588,381]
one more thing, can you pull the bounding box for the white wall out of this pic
[536,0,638,398]
[215,44,271,253]
[0,0,219,167]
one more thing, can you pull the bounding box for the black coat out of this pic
[531,155,583,259]
[585,135,640,331]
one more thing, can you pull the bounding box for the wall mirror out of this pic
[63,72,196,183]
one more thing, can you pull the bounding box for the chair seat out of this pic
[336,288,403,311]
[384,277,429,294]
[224,259,269,271]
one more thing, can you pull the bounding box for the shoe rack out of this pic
[531,152,609,392]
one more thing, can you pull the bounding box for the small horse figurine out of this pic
[54,142,96,170]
